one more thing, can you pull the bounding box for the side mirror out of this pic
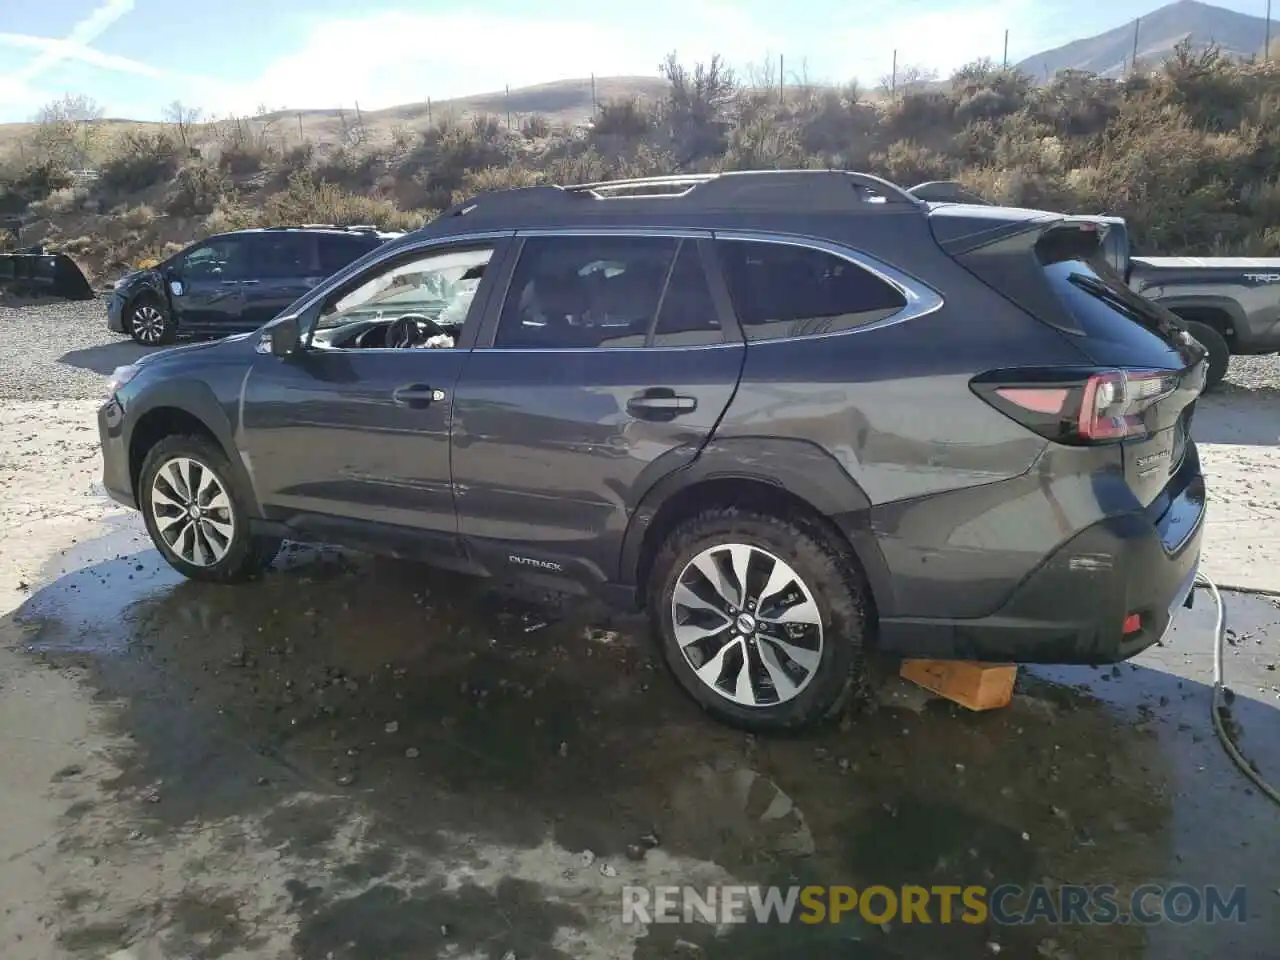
[256,315,301,357]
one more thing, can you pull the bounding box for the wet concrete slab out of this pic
[4,524,1279,959]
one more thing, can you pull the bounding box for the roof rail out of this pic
[440,170,923,222]
[567,170,922,205]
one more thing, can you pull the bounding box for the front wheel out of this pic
[127,296,175,346]
[1181,320,1229,392]
[648,508,868,732]
[139,434,280,583]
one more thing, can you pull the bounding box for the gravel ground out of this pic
[2,293,1279,401]
[0,294,152,400]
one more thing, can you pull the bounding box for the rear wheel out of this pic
[1181,320,1229,392]
[648,508,868,732]
[127,295,174,346]
[139,434,280,583]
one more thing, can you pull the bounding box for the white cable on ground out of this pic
[1196,572,1280,806]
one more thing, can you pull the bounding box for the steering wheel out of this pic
[387,313,449,349]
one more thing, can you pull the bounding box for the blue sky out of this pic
[0,0,1271,122]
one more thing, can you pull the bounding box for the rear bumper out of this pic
[98,397,137,509]
[878,470,1206,665]
[107,292,127,333]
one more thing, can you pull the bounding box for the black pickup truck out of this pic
[909,183,1280,391]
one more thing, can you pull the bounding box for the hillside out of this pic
[3,50,1280,285]
[1018,0,1272,79]
[0,76,670,156]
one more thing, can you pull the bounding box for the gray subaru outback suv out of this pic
[98,171,1208,731]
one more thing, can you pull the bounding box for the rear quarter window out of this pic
[715,239,907,341]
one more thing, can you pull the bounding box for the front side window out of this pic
[309,244,494,349]
[716,239,907,341]
[181,237,247,279]
[494,235,681,349]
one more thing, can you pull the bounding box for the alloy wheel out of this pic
[131,304,166,344]
[670,543,824,707]
[149,457,235,566]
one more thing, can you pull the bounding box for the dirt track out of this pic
[0,321,1278,959]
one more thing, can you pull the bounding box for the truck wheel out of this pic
[139,434,280,583]
[1182,320,1229,392]
[647,507,868,732]
[127,295,175,346]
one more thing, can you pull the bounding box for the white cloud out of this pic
[205,2,780,114]
[0,0,142,116]
[0,30,162,79]
[11,0,137,84]
[0,0,1060,121]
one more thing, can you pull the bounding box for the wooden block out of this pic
[899,659,1017,711]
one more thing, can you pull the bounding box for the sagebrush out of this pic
[5,42,1280,282]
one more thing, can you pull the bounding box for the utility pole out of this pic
[296,112,303,143]
[891,49,897,98]
[590,73,597,117]
[779,54,785,103]
[1132,17,1141,73]
[1003,29,1009,68]
[1266,0,1272,61]
[427,97,432,124]
[505,84,511,129]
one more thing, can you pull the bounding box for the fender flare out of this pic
[126,380,262,516]
[618,436,894,611]
[124,282,173,325]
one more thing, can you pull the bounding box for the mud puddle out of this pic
[6,527,1280,959]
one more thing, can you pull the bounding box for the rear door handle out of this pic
[238,279,260,285]
[627,388,697,421]
[393,384,446,407]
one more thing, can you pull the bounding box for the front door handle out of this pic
[393,384,445,407]
[627,388,697,421]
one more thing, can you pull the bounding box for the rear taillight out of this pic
[973,367,1177,445]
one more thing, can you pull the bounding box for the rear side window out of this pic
[495,235,679,349]
[715,239,907,341]
[319,234,379,276]
[245,234,315,279]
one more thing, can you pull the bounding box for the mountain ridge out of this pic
[1016,0,1273,79]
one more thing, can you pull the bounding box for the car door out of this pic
[238,233,325,329]
[169,235,247,329]
[450,230,746,584]
[239,234,512,547]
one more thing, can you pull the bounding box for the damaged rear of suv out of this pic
[97,171,1207,731]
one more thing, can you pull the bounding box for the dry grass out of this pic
[7,46,1280,285]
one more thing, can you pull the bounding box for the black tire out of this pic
[139,434,280,583]
[127,294,175,346]
[1181,320,1229,392]
[647,507,868,732]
